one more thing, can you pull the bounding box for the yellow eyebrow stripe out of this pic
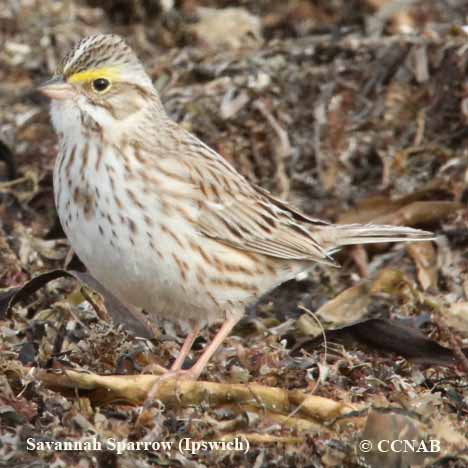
[68,67,120,84]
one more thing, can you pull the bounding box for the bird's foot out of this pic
[137,367,196,421]
[159,367,197,383]
[140,362,170,375]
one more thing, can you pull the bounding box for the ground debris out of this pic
[1,0,467,466]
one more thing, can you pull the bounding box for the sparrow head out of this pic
[39,34,163,136]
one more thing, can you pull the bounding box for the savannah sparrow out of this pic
[39,34,433,381]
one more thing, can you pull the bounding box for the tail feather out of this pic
[314,224,435,254]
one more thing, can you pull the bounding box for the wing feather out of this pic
[134,126,433,268]
[166,131,336,265]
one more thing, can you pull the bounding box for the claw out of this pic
[139,368,195,416]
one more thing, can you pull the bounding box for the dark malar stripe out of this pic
[56,148,66,176]
[95,145,104,172]
[64,145,77,177]
[80,142,90,176]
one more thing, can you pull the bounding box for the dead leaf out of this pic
[407,241,438,290]
[294,269,465,367]
[338,188,463,226]
[191,7,263,49]
[442,302,468,337]
[359,408,436,467]
[0,270,155,339]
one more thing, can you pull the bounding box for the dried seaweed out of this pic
[1,0,468,466]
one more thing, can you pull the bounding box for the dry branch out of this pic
[32,367,355,425]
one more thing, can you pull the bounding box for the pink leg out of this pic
[187,316,240,380]
[170,322,200,372]
[138,316,241,416]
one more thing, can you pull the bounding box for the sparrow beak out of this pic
[38,76,75,100]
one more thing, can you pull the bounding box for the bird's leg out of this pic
[185,315,240,380]
[138,316,239,416]
[138,321,200,416]
[140,320,199,375]
[170,321,200,372]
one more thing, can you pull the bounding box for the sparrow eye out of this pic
[92,78,111,93]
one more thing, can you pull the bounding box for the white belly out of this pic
[53,141,279,324]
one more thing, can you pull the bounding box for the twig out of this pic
[32,367,355,423]
[283,306,327,425]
